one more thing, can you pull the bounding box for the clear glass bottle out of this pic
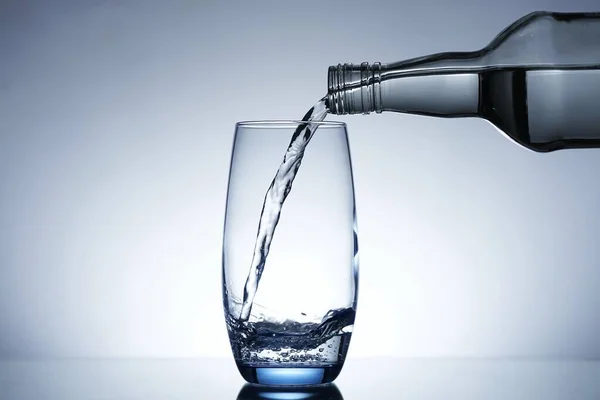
[326,11,600,152]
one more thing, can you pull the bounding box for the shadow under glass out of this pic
[237,382,344,400]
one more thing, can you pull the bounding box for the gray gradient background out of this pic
[1,0,599,359]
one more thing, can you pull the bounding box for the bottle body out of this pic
[327,11,600,152]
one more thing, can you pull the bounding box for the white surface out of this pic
[1,358,600,399]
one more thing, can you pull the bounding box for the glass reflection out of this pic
[237,383,343,400]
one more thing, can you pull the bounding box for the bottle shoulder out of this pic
[483,12,600,67]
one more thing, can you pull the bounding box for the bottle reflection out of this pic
[237,383,344,400]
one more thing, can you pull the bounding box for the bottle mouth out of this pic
[327,62,382,115]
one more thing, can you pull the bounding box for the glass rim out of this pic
[236,120,346,129]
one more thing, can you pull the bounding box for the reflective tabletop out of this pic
[1,358,599,399]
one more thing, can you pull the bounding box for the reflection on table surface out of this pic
[1,358,600,399]
[237,383,343,399]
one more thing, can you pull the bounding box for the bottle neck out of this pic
[327,62,383,115]
[327,52,484,117]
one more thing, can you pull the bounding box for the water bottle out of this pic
[326,11,600,152]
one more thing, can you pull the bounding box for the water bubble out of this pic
[318,348,324,352]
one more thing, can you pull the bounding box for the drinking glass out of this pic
[222,120,359,386]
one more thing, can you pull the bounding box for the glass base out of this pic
[236,363,343,386]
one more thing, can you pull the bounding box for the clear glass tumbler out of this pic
[222,120,359,386]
